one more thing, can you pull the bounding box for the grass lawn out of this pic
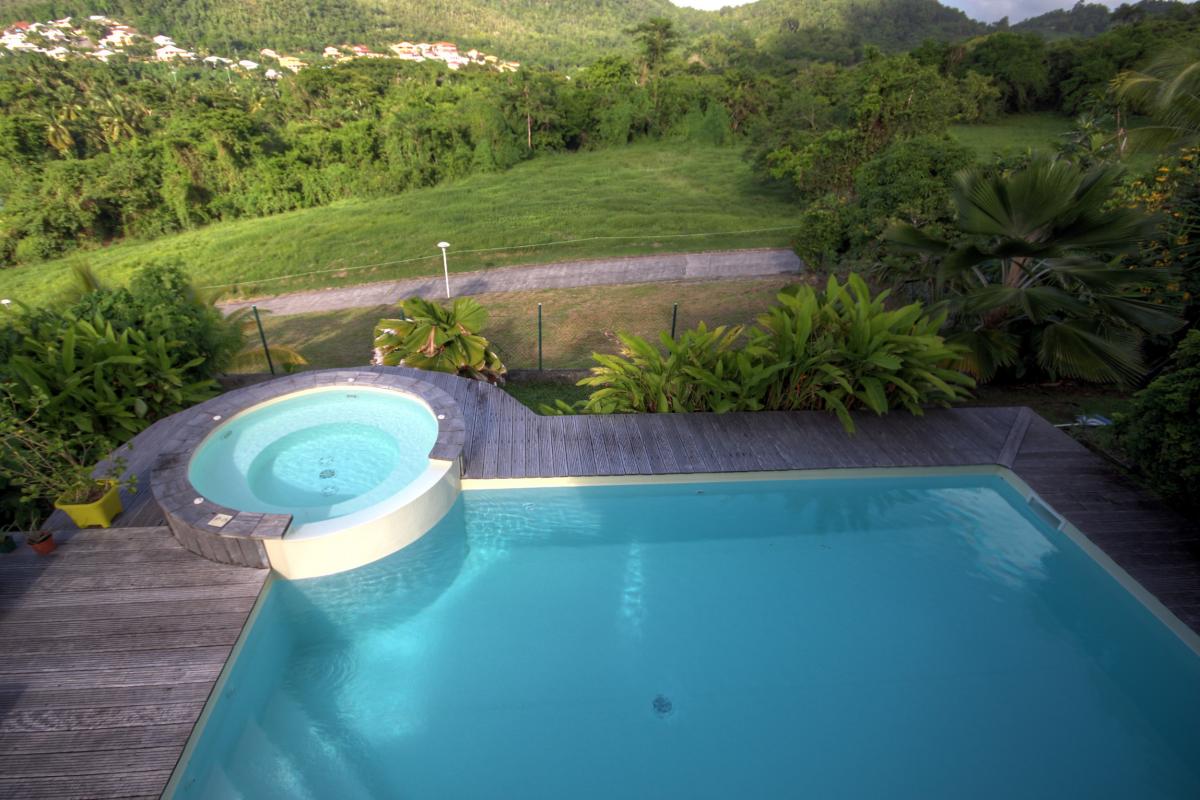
[0,143,802,308]
[243,276,808,375]
[949,112,1157,176]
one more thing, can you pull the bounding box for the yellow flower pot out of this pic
[55,481,123,529]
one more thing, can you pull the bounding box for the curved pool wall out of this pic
[151,370,466,578]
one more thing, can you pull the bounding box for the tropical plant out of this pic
[374,297,506,383]
[748,275,974,431]
[1114,330,1200,510]
[886,155,1180,384]
[550,275,973,433]
[1113,50,1200,152]
[0,306,219,444]
[559,323,776,414]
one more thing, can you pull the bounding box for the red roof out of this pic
[11,21,30,30]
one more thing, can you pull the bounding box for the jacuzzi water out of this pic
[170,475,1200,799]
[188,388,439,527]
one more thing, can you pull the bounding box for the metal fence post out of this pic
[252,305,276,376]
[537,303,544,372]
[670,302,679,340]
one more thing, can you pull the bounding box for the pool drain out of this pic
[652,694,673,717]
[319,469,336,479]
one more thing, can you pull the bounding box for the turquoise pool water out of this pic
[171,475,1200,798]
[188,388,438,527]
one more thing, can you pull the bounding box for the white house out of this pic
[155,44,193,61]
[152,34,174,46]
[260,48,279,60]
[238,59,259,70]
[90,48,116,62]
[264,68,281,80]
[203,55,233,66]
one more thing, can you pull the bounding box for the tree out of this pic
[627,18,678,81]
[373,297,506,384]
[887,156,1180,384]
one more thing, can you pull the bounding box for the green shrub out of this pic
[69,262,241,379]
[749,275,975,430]
[0,310,219,445]
[568,324,774,414]
[552,274,974,432]
[1114,330,1200,510]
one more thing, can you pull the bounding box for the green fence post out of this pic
[537,303,544,372]
[671,302,679,340]
[252,305,276,376]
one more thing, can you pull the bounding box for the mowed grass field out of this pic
[950,112,1157,175]
[0,143,803,307]
[245,276,809,373]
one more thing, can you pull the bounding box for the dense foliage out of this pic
[887,156,1180,384]
[0,263,232,443]
[553,275,973,432]
[0,262,234,523]
[374,297,506,383]
[1114,330,1200,510]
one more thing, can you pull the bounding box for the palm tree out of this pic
[1113,51,1200,152]
[374,297,506,384]
[887,156,1181,384]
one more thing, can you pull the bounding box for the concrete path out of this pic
[219,248,802,316]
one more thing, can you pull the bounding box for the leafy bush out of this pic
[374,297,506,383]
[1114,330,1200,511]
[69,262,241,379]
[0,310,220,444]
[749,275,975,430]
[550,274,974,432]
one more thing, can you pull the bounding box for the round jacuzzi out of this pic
[185,384,461,580]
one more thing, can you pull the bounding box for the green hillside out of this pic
[0,0,989,64]
[0,143,802,306]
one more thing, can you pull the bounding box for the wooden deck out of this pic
[0,527,268,799]
[5,366,1198,798]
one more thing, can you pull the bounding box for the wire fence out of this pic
[482,296,784,371]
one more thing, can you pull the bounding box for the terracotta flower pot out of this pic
[28,533,56,556]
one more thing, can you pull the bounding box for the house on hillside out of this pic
[431,41,458,59]
[101,26,136,47]
[265,68,281,80]
[260,48,279,60]
[278,55,305,72]
[152,34,174,46]
[238,59,259,70]
[155,44,193,61]
[323,46,341,58]
[203,55,233,66]
[44,46,69,60]
[90,48,116,62]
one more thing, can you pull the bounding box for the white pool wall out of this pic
[265,457,461,580]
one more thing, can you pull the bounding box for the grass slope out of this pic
[0,143,802,308]
[950,112,1157,174]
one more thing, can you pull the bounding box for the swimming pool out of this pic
[189,388,440,528]
[167,472,1200,798]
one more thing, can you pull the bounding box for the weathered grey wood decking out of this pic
[3,366,1198,798]
[0,527,267,799]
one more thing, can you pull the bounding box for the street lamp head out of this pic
[436,241,450,249]
[0,299,11,308]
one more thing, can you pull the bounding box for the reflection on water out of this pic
[172,475,1200,800]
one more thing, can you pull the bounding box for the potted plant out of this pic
[0,401,136,529]
[18,510,55,555]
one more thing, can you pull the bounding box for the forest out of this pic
[1,2,1197,269]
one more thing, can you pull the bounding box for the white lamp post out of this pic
[437,241,451,298]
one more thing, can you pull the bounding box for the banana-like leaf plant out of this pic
[886,155,1180,385]
[374,297,506,384]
